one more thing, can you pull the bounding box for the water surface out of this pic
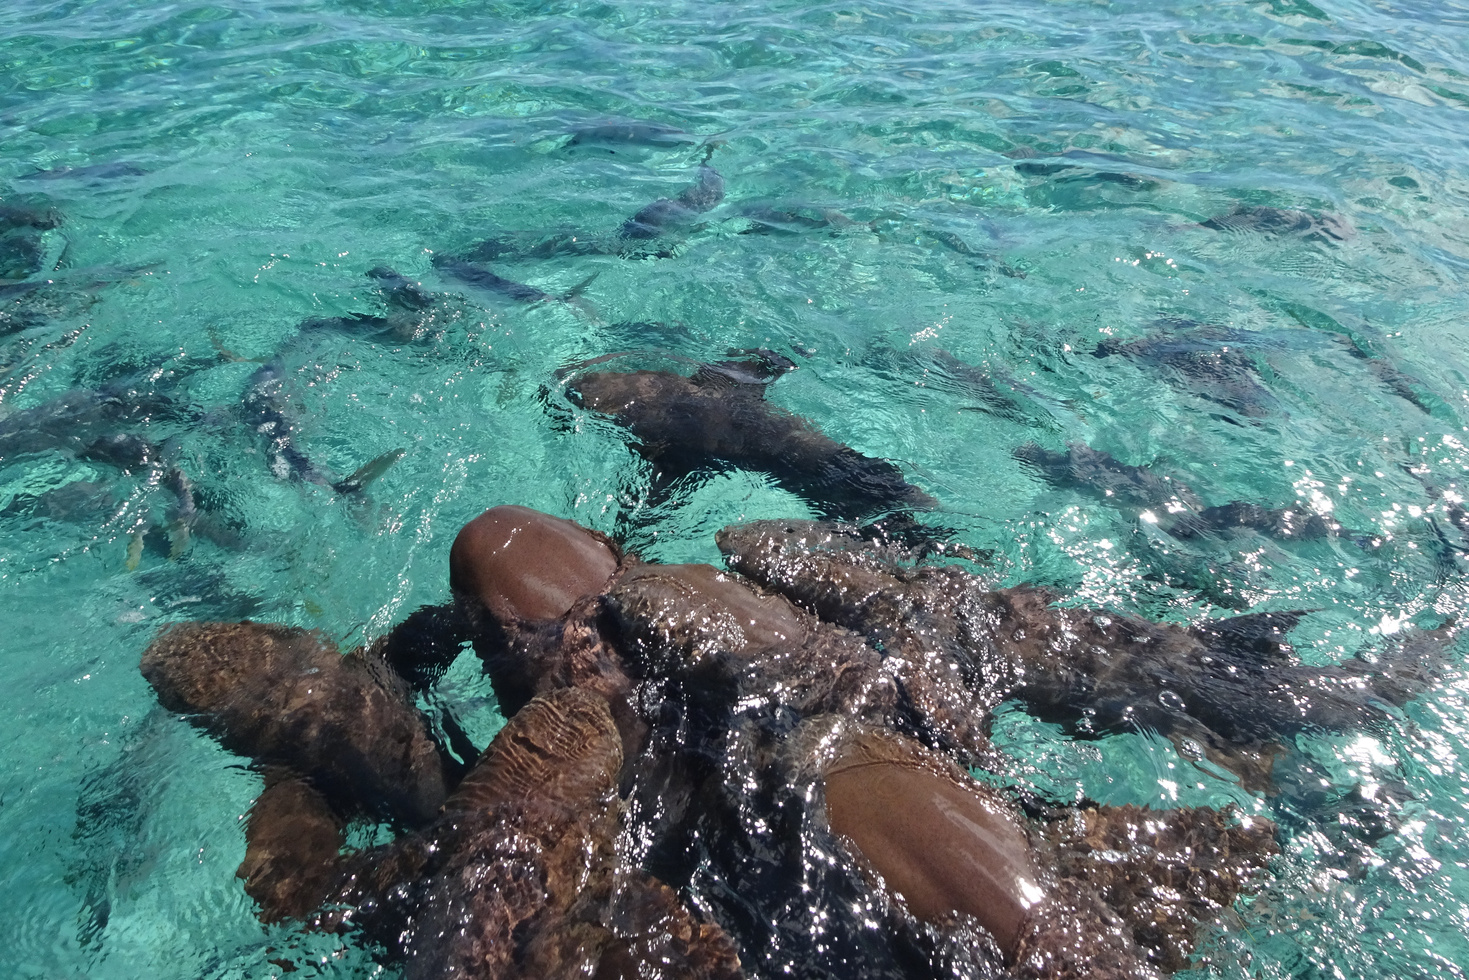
[4,0,1469,976]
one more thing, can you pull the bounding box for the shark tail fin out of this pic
[332,448,406,495]
[562,272,602,320]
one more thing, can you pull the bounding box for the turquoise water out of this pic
[5,0,1469,976]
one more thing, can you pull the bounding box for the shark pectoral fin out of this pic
[332,448,406,495]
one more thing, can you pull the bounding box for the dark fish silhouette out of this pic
[241,357,404,493]
[431,254,553,301]
[1093,326,1280,419]
[67,709,179,948]
[1014,442,1335,541]
[0,201,63,231]
[3,265,163,342]
[1014,441,1202,510]
[565,120,699,153]
[431,254,597,306]
[1,200,63,282]
[732,203,867,235]
[619,162,725,242]
[17,162,148,182]
[903,226,1028,277]
[1328,333,1441,415]
[0,230,46,281]
[461,156,724,263]
[0,376,231,557]
[365,265,435,310]
[0,384,185,462]
[1014,159,1158,190]
[1200,205,1353,242]
[286,268,447,345]
[463,229,609,262]
[1166,499,1332,540]
[565,353,936,520]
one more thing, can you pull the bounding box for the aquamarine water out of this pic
[4,0,1469,976]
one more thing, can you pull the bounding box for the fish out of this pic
[618,161,725,243]
[0,409,221,562]
[1328,333,1441,415]
[1014,442,1337,541]
[431,254,553,301]
[1165,499,1333,540]
[0,201,63,231]
[1093,326,1281,419]
[892,348,1054,426]
[1014,441,1203,510]
[365,265,436,311]
[0,229,47,281]
[463,229,613,262]
[822,727,1271,974]
[164,646,743,979]
[564,354,937,521]
[732,203,868,236]
[66,709,180,948]
[141,502,1283,978]
[140,621,453,826]
[0,384,185,462]
[288,268,446,345]
[17,162,148,182]
[460,157,725,264]
[1,200,63,282]
[1014,159,1159,190]
[1200,205,1353,242]
[241,357,405,493]
[717,518,1454,787]
[601,544,1276,974]
[431,254,598,306]
[565,120,701,153]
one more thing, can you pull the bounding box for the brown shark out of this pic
[566,357,937,521]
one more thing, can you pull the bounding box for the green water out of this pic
[4,0,1469,976]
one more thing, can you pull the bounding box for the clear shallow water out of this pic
[4,0,1469,976]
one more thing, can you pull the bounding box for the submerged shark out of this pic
[1013,442,1335,541]
[1199,205,1353,242]
[462,155,726,263]
[618,160,725,243]
[563,352,936,520]
[430,254,598,309]
[0,380,207,557]
[1093,324,1282,420]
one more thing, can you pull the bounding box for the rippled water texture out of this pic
[5,0,1469,976]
